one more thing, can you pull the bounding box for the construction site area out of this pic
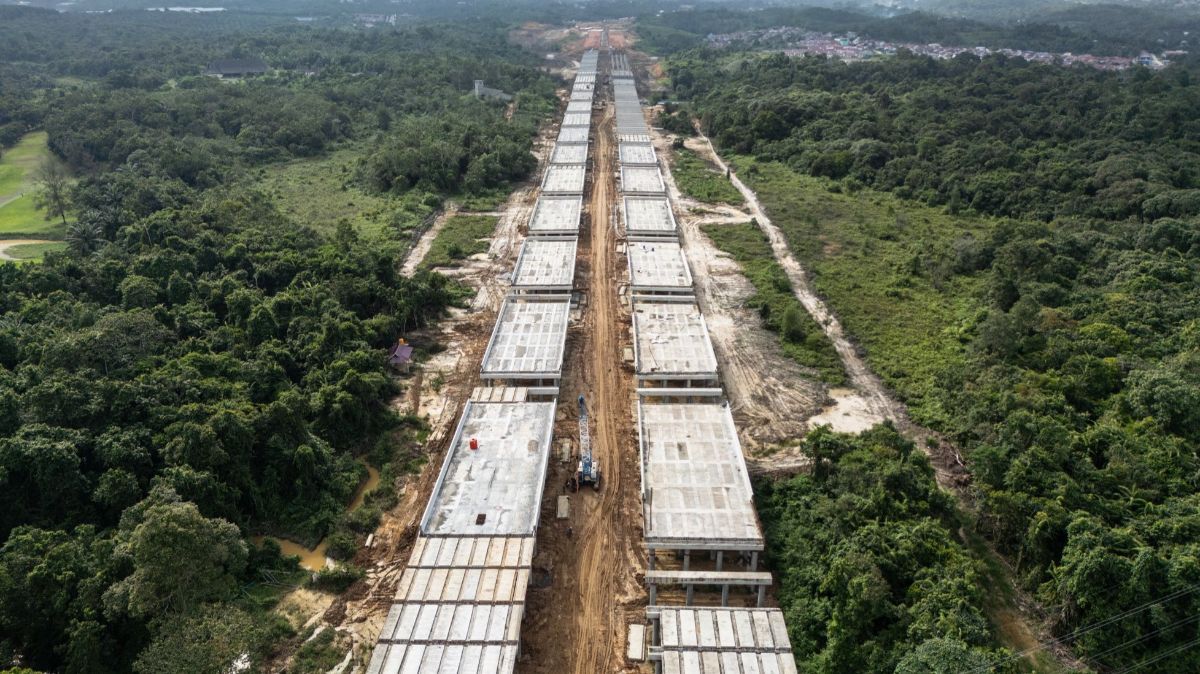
[356,30,799,674]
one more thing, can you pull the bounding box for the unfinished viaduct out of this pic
[364,40,796,674]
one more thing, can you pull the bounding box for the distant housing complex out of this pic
[707,27,1174,71]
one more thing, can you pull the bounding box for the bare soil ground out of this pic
[521,61,646,674]
[649,132,827,460]
[678,122,1080,673]
[266,108,562,674]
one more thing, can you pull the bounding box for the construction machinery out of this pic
[570,395,602,491]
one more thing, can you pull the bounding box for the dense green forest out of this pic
[670,48,1200,670]
[637,5,1200,56]
[758,426,1010,672]
[0,8,557,672]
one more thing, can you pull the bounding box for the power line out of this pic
[1110,635,1200,674]
[1085,612,1200,667]
[965,584,1200,673]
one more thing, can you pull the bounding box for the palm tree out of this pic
[65,218,103,256]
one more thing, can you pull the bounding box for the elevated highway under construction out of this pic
[364,31,795,674]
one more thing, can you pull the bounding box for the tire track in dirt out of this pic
[521,53,645,674]
[646,134,825,455]
[685,132,971,485]
[282,116,561,673]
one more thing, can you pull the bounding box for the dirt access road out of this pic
[0,239,56,261]
[521,52,647,674]
[682,132,972,487]
[267,110,561,672]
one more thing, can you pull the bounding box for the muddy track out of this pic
[521,56,645,674]
[681,127,1085,670]
[683,132,971,486]
[646,135,826,456]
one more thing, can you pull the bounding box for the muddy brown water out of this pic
[255,463,381,572]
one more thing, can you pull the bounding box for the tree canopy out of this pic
[671,46,1200,671]
[0,11,555,672]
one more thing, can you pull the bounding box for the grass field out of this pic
[727,159,1070,673]
[730,158,993,428]
[5,242,68,260]
[0,132,67,239]
[702,222,845,385]
[420,215,497,270]
[254,148,400,239]
[671,146,745,206]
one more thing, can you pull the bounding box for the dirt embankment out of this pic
[682,132,970,487]
[267,108,562,674]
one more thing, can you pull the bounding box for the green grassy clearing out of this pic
[290,627,343,674]
[730,157,992,429]
[733,158,1067,671]
[671,146,745,206]
[0,132,67,239]
[420,215,497,270]
[4,241,68,261]
[455,188,510,212]
[253,148,400,239]
[0,132,49,197]
[701,222,844,384]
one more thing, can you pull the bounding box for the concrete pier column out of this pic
[683,549,690,570]
[721,585,729,606]
[749,551,758,571]
[686,584,694,605]
[649,583,657,605]
[716,551,723,571]
[756,585,765,607]
[648,551,656,570]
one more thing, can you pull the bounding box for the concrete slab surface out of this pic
[653,607,796,674]
[557,126,590,144]
[512,238,577,290]
[368,642,518,674]
[633,303,717,377]
[528,195,582,236]
[624,196,677,236]
[638,403,763,550]
[562,112,592,127]
[620,143,658,166]
[421,401,555,536]
[628,241,692,291]
[542,165,586,194]
[551,143,589,165]
[621,166,666,194]
[480,299,570,377]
